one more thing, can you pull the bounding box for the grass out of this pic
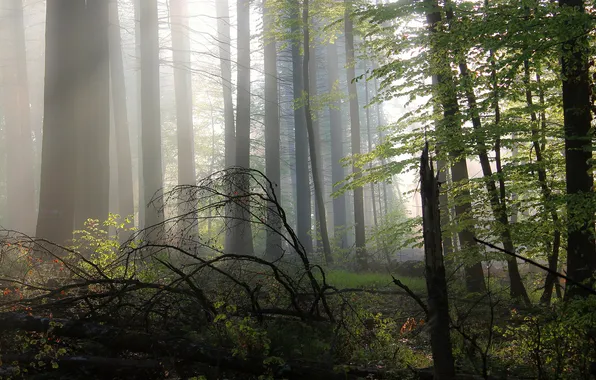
[321,269,427,292]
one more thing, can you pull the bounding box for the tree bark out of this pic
[420,145,456,380]
[140,0,165,241]
[264,0,283,261]
[303,0,333,264]
[74,0,110,230]
[0,0,36,236]
[231,0,254,256]
[216,0,235,168]
[559,0,596,299]
[290,0,313,253]
[327,42,348,249]
[345,1,368,269]
[36,0,80,244]
[171,0,198,247]
[109,0,135,226]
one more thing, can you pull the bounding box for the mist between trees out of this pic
[0,0,595,379]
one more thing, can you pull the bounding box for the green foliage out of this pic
[495,297,596,379]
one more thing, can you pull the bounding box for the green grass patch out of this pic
[321,269,426,292]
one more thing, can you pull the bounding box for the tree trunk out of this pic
[216,0,235,168]
[231,0,254,256]
[264,0,282,261]
[0,0,36,236]
[327,42,348,249]
[559,0,596,299]
[109,0,135,226]
[364,70,378,229]
[140,0,165,240]
[134,0,145,230]
[420,145,456,380]
[425,0,485,293]
[303,0,333,264]
[36,0,79,244]
[290,0,313,253]
[74,0,110,230]
[171,0,198,247]
[344,1,367,269]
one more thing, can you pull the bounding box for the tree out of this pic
[344,1,367,268]
[216,0,235,168]
[109,0,134,225]
[264,0,283,261]
[140,0,165,239]
[327,41,348,250]
[74,0,110,229]
[560,0,596,299]
[171,0,198,244]
[290,0,313,253]
[424,0,486,293]
[303,0,332,264]
[36,0,80,243]
[0,0,36,236]
[231,0,254,256]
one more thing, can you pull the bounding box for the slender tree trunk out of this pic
[345,1,367,269]
[140,0,165,240]
[0,0,36,236]
[559,0,596,299]
[290,0,313,253]
[216,0,235,168]
[264,0,282,260]
[171,0,198,247]
[231,0,254,256]
[425,0,485,293]
[109,0,135,225]
[303,0,332,264]
[364,71,378,228]
[521,69,562,304]
[327,42,348,249]
[36,0,79,244]
[309,40,324,251]
[134,0,145,230]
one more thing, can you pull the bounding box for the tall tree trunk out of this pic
[559,0,596,299]
[327,42,348,249]
[216,0,236,253]
[290,0,313,253]
[309,40,324,251]
[134,0,145,230]
[216,0,235,168]
[231,0,254,256]
[425,0,486,293]
[140,0,165,240]
[364,70,378,228]
[36,0,79,244]
[171,0,198,247]
[303,0,332,264]
[264,0,282,260]
[74,0,110,230]
[345,1,367,269]
[109,0,135,225]
[0,0,36,236]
